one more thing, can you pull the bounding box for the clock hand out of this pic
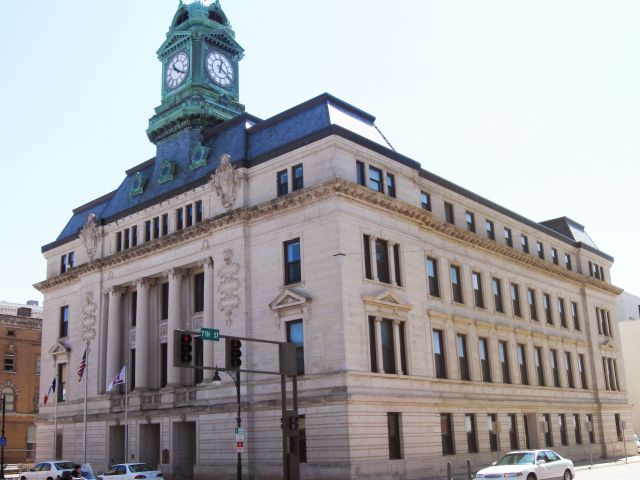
[173,66,185,74]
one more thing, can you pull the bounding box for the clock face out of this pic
[206,51,234,87]
[165,52,190,89]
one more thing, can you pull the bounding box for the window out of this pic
[287,320,305,375]
[433,329,447,379]
[574,414,582,445]
[511,283,522,317]
[543,294,553,324]
[536,241,544,259]
[1,387,14,412]
[492,278,504,313]
[557,298,567,328]
[420,192,431,211]
[368,166,383,192]
[145,220,151,242]
[130,348,136,391]
[509,414,519,449]
[35,355,40,375]
[472,272,484,308]
[369,317,407,375]
[499,341,511,384]
[441,413,455,455]
[298,415,307,463]
[57,363,67,402]
[565,352,575,388]
[292,164,304,191]
[426,257,440,298]
[161,343,167,388]
[186,204,193,228]
[153,217,160,238]
[116,232,122,252]
[543,414,553,446]
[528,289,538,321]
[386,173,396,198]
[457,334,470,381]
[387,413,402,459]
[3,354,15,372]
[465,414,478,453]
[176,209,184,231]
[488,414,498,451]
[521,235,529,253]
[486,220,495,240]
[450,265,463,303]
[551,248,559,265]
[534,347,545,386]
[376,239,390,284]
[161,283,169,320]
[587,414,595,443]
[504,227,513,247]
[59,306,69,338]
[444,202,455,225]
[564,253,572,270]
[559,414,568,446]
[26,425,36,460]
[479,337,492,382]
[356,161,365,186]
[578,354,588,389]
[60,251,74,273]
[195,200,203,223]
[130,292,137,327]
[194,272,204,313]
[277,169,288,196]
[393,244,402,287]
[364,236,400,285]
[363,235,372,280]
[550,349,560,387]
[161,214,169,236]
[284,239,301,285]
[517,344,529,385]
[131,225,138,247]
[465,211,475,232]
[568,302,580,331]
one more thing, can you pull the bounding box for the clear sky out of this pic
[1,1,639,304]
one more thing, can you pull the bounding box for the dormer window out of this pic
[175,10,189,26]
[208,10,226,25]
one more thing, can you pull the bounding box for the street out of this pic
[576,457,640,480]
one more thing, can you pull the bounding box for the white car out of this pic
[19,461,77,480]
[634,433,640,453]
[100,464,163,480]
[475,450,574,480]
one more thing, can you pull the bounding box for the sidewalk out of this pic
[574,454,640,471]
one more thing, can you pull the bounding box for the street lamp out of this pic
[212,367,241,480]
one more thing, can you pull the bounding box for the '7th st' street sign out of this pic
[201,327,219,341]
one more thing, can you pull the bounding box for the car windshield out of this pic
[55,463,76,470]
[496,453,535,465]
[129,465,153,473]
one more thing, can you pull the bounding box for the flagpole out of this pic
[124,363,128,463]
[83,345,89,464]
[53,376,58,459]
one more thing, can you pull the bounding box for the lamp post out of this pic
[1,393,6,480]
[213,368,241,480]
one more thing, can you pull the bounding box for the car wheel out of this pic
[563,470,571,480]
[526,475,536,480]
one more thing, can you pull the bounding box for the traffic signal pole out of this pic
[235,370,241,480]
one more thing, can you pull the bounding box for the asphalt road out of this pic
[576,457,640,480]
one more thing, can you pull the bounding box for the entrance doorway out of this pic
[172,422,196,480]
[108,426,126,465]
[139,424,161,468]
[524,414,540,449]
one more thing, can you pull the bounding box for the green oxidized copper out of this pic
[189,143,211,170]
[130,172,148,198]
[158,159,176,184]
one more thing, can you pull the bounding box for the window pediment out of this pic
[269,288,311,328]
[48,340,71,361]
[601,339,618,352]
[363,289,412,319]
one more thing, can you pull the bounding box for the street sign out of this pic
[235,427,244,435]
[200,327,219,341]
[236,441,244,453]
[0,436,6,447]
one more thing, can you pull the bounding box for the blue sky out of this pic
[1,0,639,303]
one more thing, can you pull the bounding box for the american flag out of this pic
[77,349,87,382]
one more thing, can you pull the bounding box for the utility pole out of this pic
[0,394,6,480]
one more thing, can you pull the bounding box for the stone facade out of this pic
[618,291,640,434]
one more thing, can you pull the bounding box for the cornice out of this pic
[35,178,624,296]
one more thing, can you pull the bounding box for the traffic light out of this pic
[225,337,242,370]
[173,330,194,367]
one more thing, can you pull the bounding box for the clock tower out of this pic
[147,0,245,144]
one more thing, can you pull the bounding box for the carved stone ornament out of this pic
[217,248,240,327]
[130,172,147,198]
[211,153,237,211]
[82,292,97,343]
[190,143,211,171]
[80,213,100,261]
[269,288,311,329]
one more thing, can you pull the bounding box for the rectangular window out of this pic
[162,213,169,236]
[292,164,304,191]
[499,341,511,384]
[420,192,431,211]
[564,253,572,270]
[587,414,595,443]
[363,235,372,280]
[375,239,390,284]
[195,200,203,223]
[492,278,504,313]
[145,220,151,242]
[153,217,160,239]
[59,305,69,338]
[550,349,560,387]
[450,265,463,303]
[488,414,498,451]
[287,320,305,375]
[504,227,513,247]
[560,414,568,446]
[511,283,522,317]
[479,337,492,382]
[393,244,402,287]
[465,414,478,453]
[536,241,545,259]
[57,363,67,402]
[369,316,377,373]
[457,334,470,381]
[124,228,130,249]
[465,211,475,233]
[571,302,581,331]
[116,231,122,252]
[535,346,545,386]
[544,414,553,446]
[441,413,455,455]
[509,414,519,450]
[277,169,289,196]
[3,354,15,372]
[369,166,383,192]
[131,226,138,247]
[565,352,575,388]
[161,343,167,388]
[426,257,440,298]
[284,238,301,285]
[558,298,567,328]
[517,344,529,385]
[387,413,402,460]
[186,204,193,228]
[486,220,495,240]
[574,414,582,445]
[551,248,559,265]
[386,173,396,198]
[444,202,455,225]
[194,272,205,313]
[543,294,553,324]
[472,272,484,308]
[528,289,538,321]
[521,235,529,253]
[130,348,136,391]
[356,161,365,186]
[371,318,406,375]
[68,251,74,268]
[433,329,447,379]
[161,283,169,320]
[60,254,67,273]
[176,209,184,231]
[603,358,610,391]
[578,353,587,389]
[299,415,307,463]
[131,292,137,327]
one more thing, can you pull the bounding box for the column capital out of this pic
[374,316,382,324]
[393,319,402,326]
[166,268,185,280]
[108,286,124,296]
[136,278,155,288]
[201,256,214,268]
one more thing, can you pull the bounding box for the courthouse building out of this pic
[617,291,640,434]
[35,2,632,479]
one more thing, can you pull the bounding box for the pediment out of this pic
[204,32,244,57]
[269,289,311,312]
[362,289,412,312]
[48,340,71,358]
[602,339,618,351]
[157,32,191,57]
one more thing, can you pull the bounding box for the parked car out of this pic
[634,433,640,453]
[19,461,77,480]
[99,464,162,480]
[475,449,574,480]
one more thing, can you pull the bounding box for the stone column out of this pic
[393,320,402,374]
[202,257,215,378]
[369,236,378,281]
[508,333,519,384]
[489,330,502,384]
[167,268,183,386]
[468,324,481,382]
[525,338,537,386]
[542,344,554,388]
[134,278,151,390]
[445,321,459,380]
[106,287,123,390]
[374,317,383,373]
[388,242,396,285]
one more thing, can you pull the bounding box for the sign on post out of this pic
[0,436,6,447]
[236,441,244,453]
[200,327,219,341]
